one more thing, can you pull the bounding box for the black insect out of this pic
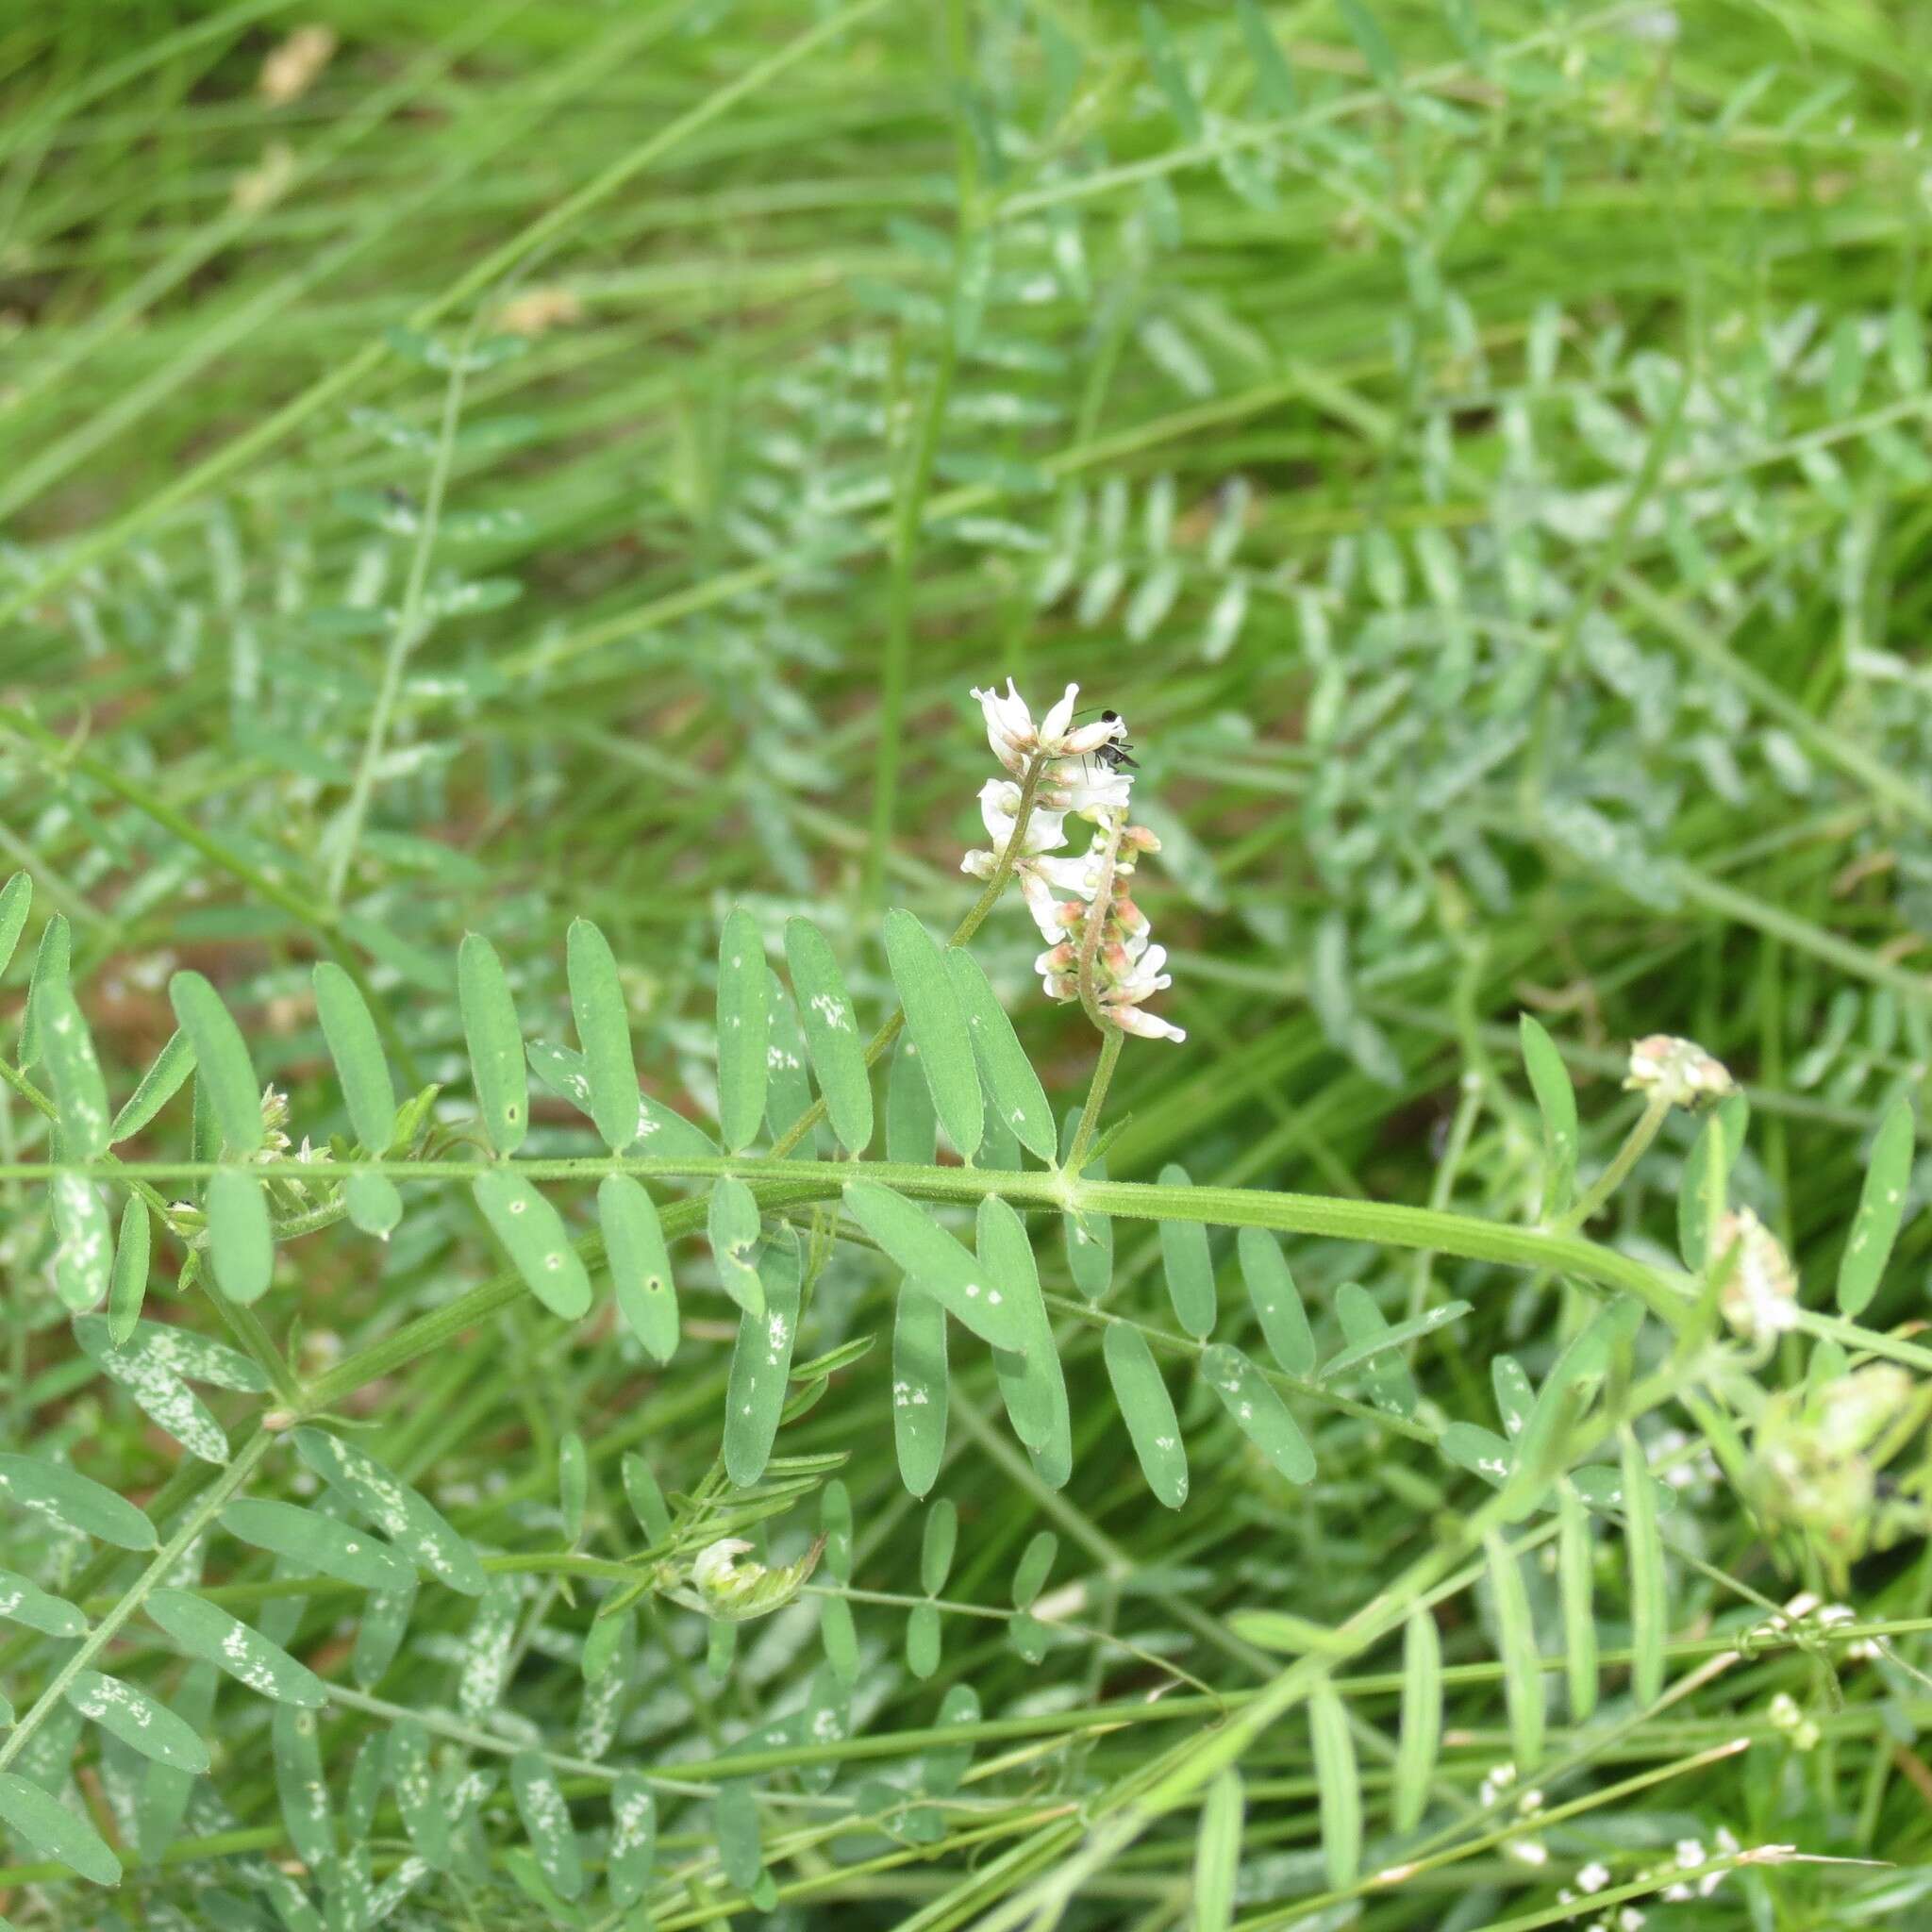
[1093,708,1139,772]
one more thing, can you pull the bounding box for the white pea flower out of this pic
[1713,1207,1800,1341]
[691,1538,758,1598]
[963,681,1185,1044]
[1624,1034,1738,1108]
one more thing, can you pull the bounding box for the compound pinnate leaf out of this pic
[1237,1227,1313,1376]
[600,1175,678,1363]
[945,950,1055,1159]
[67,1671,208,1773]
[716,907,770,1154]
[891,1283,948,1499]
[784,917,872,1153]
[1104,1324,1189,1508]
[292,1426,487,1596]
[0,1769,122,1886]
[147,1588,326,1706]
[312,961,397,1152]
[1838,1097,1915,1316]
[567,917,640,1153]
[458,933,527,1155]
[167,971,262,1154]
[206,1167,274,1305]
[220,1498,412,1591]
[1201,1343,1313,1485]
[843,1181,1024,1350]
[473,1169,591,1320]
[882,909,982,1159]
[724,1230,801,1487]
[0,1453,156,1549]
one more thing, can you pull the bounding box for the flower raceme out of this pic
[962,680,1184,1044]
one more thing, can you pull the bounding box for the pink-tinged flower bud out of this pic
[1625,1034,1738,1108]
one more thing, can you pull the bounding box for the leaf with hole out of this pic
[891,1283,948,1499]
[844,1181,1024,1350]
[1104,1324,1190,1508]
[784,917,873,1153]
[1201,1343,1313,1484]
[945,951,1054,1159]
[0,1453,155,1549]
[206,1167,273,1305]
[708,1174,766,1319]
[167,971,262,1154]
[601,1175,678,1363]
[147,1588,326,1706]
[882,909,982,1158]
[716,907,770,1153]
[292,1426,486,1596]
[1238,1228,1313,1376]
[458,933,527,1155]
[0,1770,121,1887]
[1839,1097,1915,1315]
[724,1230,801,1487]
[473,1169,591,1320]
[312,962,396,1152]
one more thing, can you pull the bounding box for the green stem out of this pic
[1556,1091,1674,1232]
[0,1427,275,1773]
[1062,1027,1124,1178]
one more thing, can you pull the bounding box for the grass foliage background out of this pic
[4,0,1932,1926]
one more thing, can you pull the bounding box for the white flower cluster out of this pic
[1624,1034,1738,1109]
[1712,1206,1800,1341]
[964,680,1185,1043]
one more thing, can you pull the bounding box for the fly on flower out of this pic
[962,681,1184,1044]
